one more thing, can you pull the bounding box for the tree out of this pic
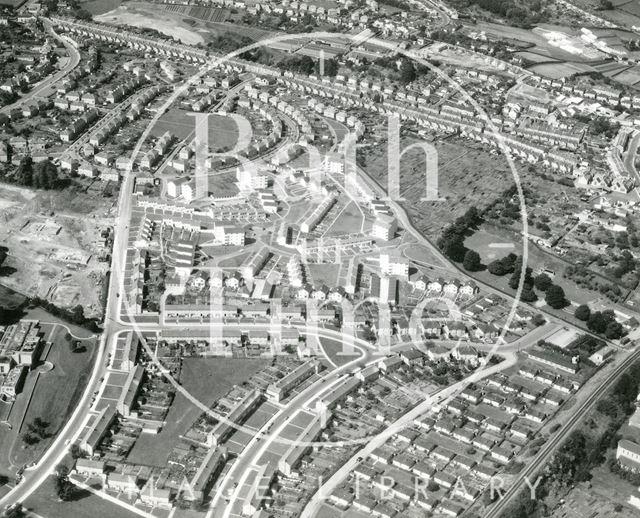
[462,206,482,228]
[487,253,517,276]
[2,504,25,518]
[532,313,546,326]
[16,156,33,187]
[534,273,553,292]
[463,250,482,271]
[21,431,39,446]
[587,311,609,334]
[70,305,85,325]
[508,257,533,290]
[69,443,82,459]
[605,321,624,340]
[520,288,538,302]
[73,8,93,21]
[316,57,339,77]
[399,59,416,83]
[33,160,59,190]
[32,417,49,430]
[55,475,75,501]
[545,284,568,309]
[575,304,591,321]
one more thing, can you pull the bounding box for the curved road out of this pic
[0,20,80,116]
[0,18,625,517]
[301,351,519,518]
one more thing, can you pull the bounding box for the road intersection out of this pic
[0,23,635,518]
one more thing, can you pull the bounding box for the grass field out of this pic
[318,336,362,367]
[13,324,98,468]
[528,61,596,79]
[23,307,97,339]
[151,109,239,152]
[0,284,26,310]
[364,135,513,238]
[25,475,139,518]
[307,263,341,288]
[322,201,365,237]
[126,357,268,466]
[96,4,206,45]
[0,310,97,478]
[570,0,640,28]
[402,244,451,270]
[464,224,609,307]
[81,0,122,16]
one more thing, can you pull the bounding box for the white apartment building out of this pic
[372,214,397,241]
[379,253,409,279]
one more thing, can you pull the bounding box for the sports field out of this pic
[151,109,240,152]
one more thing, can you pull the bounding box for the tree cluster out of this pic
[545,284,568,309]
[29,298,100,332]
[21,417,50,446]
[437,206,482,263]
[574,305,625,339]
[55,465,75,501]
[450,0,547,27]
[487,252,518,276]
[277,55,315,75]
[15,157,61,190]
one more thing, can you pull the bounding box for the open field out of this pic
[0,284,26,310]
[314,502,370,518]
[98,1,275,46]
[318,336,361,367]
[516,51,561,64]
[126,357,268,466]
[608,66,640,86]
[0,182,113,318]
[151,109,239,151]
[95,4,206,45]
[0,184,36,211]
[25,475,139,518]
[321,200,365,237]
[528,61,595,78]
[402,243,451,270]
[473,21,603,62]
[363,135,513,238]
[307,263,341,288]
[81,0,122,16]
[464,224,623,310]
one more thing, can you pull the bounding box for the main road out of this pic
[0,19,624,517]
[0,152,134,509]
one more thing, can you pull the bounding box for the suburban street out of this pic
[0,19,80,116]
